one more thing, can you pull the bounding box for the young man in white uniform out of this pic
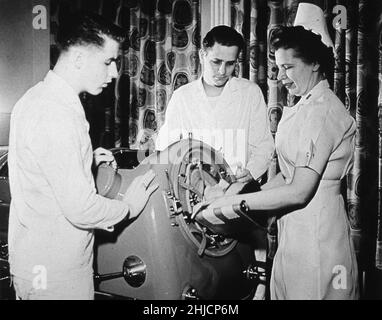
[156,25,274,183]
[8,13,158,300]
[156,26,274,299]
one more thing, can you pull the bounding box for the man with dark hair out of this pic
[156,26,273,299]
[8,12,158,300]
[156,25,274,183]
[57,12,125,52]
[202,24,245,53]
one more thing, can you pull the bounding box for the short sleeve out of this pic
[295,104,336,175]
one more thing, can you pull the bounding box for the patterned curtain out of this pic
[119,0,201,150]
[50,0,201,150]
[231,0,381,297]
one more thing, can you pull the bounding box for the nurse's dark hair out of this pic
[202,25,245,53]
[271,26,334,82]
[57,11,125,52]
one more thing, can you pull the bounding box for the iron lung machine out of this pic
[94,139,264,300]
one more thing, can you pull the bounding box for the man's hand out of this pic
[191,179,246,220]
[235,166,254,184]
[123,170,159,219]
[204,184,225,202]
[93,147,117,169]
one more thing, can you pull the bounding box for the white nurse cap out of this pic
[293,2,334,50]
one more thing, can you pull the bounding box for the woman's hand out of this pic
[192,194,237,220]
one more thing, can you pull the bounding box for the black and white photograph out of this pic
[0,0,381,309]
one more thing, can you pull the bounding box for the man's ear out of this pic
[199,48,206,62]
[312,62,320,72]
[71,47,86,69]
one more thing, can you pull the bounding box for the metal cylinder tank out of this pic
[94,139,257,300]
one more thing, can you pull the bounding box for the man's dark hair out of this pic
[270,26,334,82]
[202,25,245,53]
[57,12,126,52]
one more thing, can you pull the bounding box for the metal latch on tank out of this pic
[243,261,267,284]
[163,169,183,225]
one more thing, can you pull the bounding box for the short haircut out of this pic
[202,25,245,53]
[271,26,334,80]
[57,11,126,52]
